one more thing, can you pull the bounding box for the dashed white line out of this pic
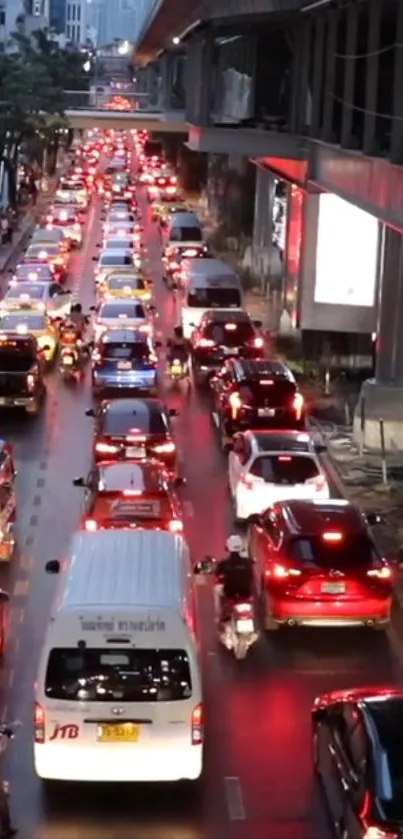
[225,776,246,821]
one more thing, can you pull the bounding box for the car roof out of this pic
[279,499,366,536]
[232,358,295,382]
[203,309,250,323]
[97,460,167,492]
[103,398,163,418]
[247,430,314,454]
[100,328,150,344]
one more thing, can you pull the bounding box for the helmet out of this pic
[71,302,82,313]
[226,534,243,554]
[174,325,183,339]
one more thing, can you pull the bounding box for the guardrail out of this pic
[63,90,156,112]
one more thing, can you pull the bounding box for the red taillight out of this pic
[293,393,304,420]
[34,701,45,743]
[229,391,242,420]
[265,563,301,579]
[122,490,142,496]
[197,338,215,348]
[253,337,264,349]
[85,519,97,532]
[191,703,203,745]
[367,566,392,581]
[153,441,175,454]
[95,442,118,454]
[234,603,252,615]
[168,519,183,533]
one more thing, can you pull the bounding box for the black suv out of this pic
[0,333,47,415]
[210,358,305,446]
[191,310,264,384]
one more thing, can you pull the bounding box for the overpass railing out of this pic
[63,90,157,112]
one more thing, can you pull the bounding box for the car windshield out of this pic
[0,344,36,371]
[45,647,192,701]
[249,454,319,483]
[100,303,145,319]
[0,314,46,331]
[187,287,241,308]
[109,277,145,291]
[104,408,167,435]
[17,265,51,279]
[27,245,58,257]
[105,239,132,250]
[100,255,132,266]
[288,535,377,568]
[170,226,202,243]
[100,342,151,361]
[204,320,254,346]
[59,182,85,191]
[367,699,403,820]
[9,286,44,300]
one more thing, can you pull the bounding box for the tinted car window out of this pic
[289,535,378,568]
[104,408,166,435]
[368,700,403,819]
[204,321,254,346]
[238,379,297,403]
[0,314,46,331]
[187,287,241,308]
[45,648,192,701]
[100,342,151,361]
[109,277,145,291]
[16,265,52,279]
[249,454,319,483]
[170,226,202,243]
[100,255,132,266]
[9,285,44,300]
[0,346,36,371]
[99,303,145,318]
[104,239,132,250]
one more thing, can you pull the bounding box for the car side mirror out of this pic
[174,476,186,487]
[45,559,60,574]
[169,408,179,417]
[366,512,384,526]
[85,408,95,417]
[154,340,162,348]
[315,443,327,454]
[72,477,85,487]
[253,319,263,328]
[89,305,96,311]
[194,556,215,574]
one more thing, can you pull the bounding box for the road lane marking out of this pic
[19,554,33,571]
[12,579,30,598]
[7,670,14,688]
[225,776,246,821]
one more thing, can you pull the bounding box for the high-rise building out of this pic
[49,0,65,32]
[65,0,85,43]
[97,0,137,47]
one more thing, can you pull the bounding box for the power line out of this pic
[327,88,403,121]
[334,42,403,60]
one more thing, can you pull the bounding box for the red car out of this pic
[73,459,184,533]
[86,397,179,474]
[248,499,393,630]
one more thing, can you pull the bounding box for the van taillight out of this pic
[191,704,203,745]
[293,393,304,420]
[34,702,45,743]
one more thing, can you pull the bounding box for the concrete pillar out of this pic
[310,15,325,136]
[363,0,381,155]
[198,31,214,126]
[340,2,358,148]
[321,9,338,141]
[391,0,403,164]
[354,225,403,450]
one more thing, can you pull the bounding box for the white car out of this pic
[1,281,72,318]
[91,299,153,339]
[94,249,135,285]
[228,430,329,522]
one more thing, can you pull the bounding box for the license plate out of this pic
[258,408,276,417]
[223,347,238,355]
[171,364,182,374]
[321,582,346,594]
[117,361,131,370]
[126,446,145,458]
[236,619,254,633]
[97,723,139,743]
[62,356,74,366]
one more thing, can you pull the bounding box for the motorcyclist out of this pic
[167,325,190,366]
[214,535,254,622]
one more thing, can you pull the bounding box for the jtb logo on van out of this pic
[49,723,79,741]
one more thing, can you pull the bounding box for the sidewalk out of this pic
[0,168,62,272]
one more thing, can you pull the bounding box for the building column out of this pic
[340,2,358,148]
[354,226,403,450]
[198,31,214,126]
[363,0,381,155]
[391,2,403,164]
[310,15,325,136]
[321,9,338,141]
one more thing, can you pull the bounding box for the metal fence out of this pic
[63,90,155,112]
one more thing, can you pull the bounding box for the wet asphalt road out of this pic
[0,148,402,839]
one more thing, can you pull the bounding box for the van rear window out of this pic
[45,648,192,701]
[187,288,241,308]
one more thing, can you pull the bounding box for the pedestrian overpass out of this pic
[62,90,188,133]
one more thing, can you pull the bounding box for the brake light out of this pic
[367,567,392,580]
[240,473,253,490]
[278,456,292,462]
[95,442,119,454]
[253,337,264,348]
[191,703,203,745]
[27,374,35,391]
[259,379,274,385]
[197,338,215,348]
[264,564,301,579]
[34,702,45,743]
[322,532,343,542]
[293,393,304,420]
[224,323,237,331]
[122,490,142,496]
[229,391,242,420]
[85,519,97,532]
[169,519,183,533]
[153,442,176,454]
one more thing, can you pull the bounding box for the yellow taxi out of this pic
[159,201,189,226]
[0,311,58,362]
[98,270,153,303]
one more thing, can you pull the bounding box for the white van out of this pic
[34,529,203,783]
[164,212,203,251]
[180,258,243,338]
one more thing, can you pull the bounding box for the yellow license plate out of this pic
[63,356,74,366]
[97,723,139,743]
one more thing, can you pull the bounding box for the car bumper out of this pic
[92,378,158,397]
[0,395,37,408]
[34,744,203,782]
[268,596,392,627]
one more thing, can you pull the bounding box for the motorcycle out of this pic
[59,342,82,380]
[167,356,191,393]
[195,558,258,660]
